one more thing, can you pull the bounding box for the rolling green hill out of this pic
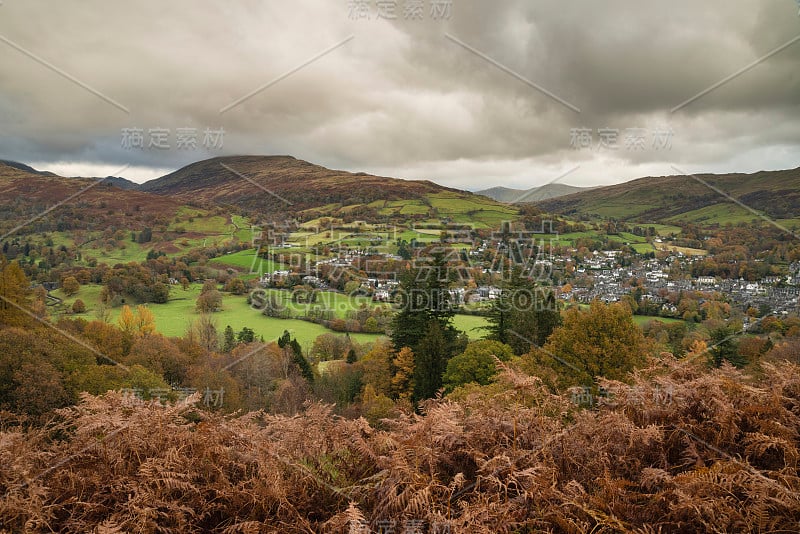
[535,166,800,225]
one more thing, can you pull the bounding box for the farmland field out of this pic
[51,284,490,345]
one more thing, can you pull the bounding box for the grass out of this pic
[51,284,491,346]
[666,203,760,226]
[632,315,683,326]
[86,241,151,264]
[209,249,281,275]
[452,314,490,335]
[649,224,682,236]
[631,243,656,254]
[656,243,708,256]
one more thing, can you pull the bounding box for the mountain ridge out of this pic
[477,184,593,203]
[534,166,800,222]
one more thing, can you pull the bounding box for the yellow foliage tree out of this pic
[118,305,156,338]
[117,305,137,336]
[391,346,415,401]
[135,305,156,336]
[533,300,649,388]
[0,259,32,327]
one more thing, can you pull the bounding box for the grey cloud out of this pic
[0,0,797,187]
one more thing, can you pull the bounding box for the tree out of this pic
[237,327,255,344]
[486,266,561,355]
[223,325,236,353]
[310,333,350,362]
[413,321,450,401]
[278,330,314,384]
[709,325,745,368]
[118,305,137,337]
[189,314,219,353]
[532,300,649,388]
[62,276,80,297]
[72,299,86,314]
[356,339,394,396]
[390,251,461,400]
[391,346,415,401]
[224,278,247,295]
[196,289,222,313]
[0,259,32,327]
[443,340,515,391]
[134,305,156,336]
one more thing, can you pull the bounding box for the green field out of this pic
[667,203,761,226]
[51,284,490,346]
[209,249,281,275]
[632,315,683,326]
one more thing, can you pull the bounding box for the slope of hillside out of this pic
[140,156,461,211]
[477,183,590,203]
[0,159,56,176]
[0,162,181,238]
[535,167,800,223]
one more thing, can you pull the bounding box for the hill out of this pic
[535,166,800,225]
[139,155,519,227]
[100,175,140,190]
[0,159,56,177]
[0,161,211,252]
[477,183,590,203]
[140,155,460,212]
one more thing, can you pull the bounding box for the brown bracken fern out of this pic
[1,358,799,532]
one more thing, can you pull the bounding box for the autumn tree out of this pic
[0,258,32,327]
[134,305,156,336]
[391,346,415,401]
[530,300,649,388]
[224,277,247,295]
[196,288,223,313]
[61,276,80,296]
[443,340,515,391]
[188,314,219,353]
[117,305,155,337]
[72,299,86,314]
[357,338,394,397]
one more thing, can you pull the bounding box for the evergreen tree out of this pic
[237,326,255,344]
[487,266,561,355]
[390,251,460,401]
[278,330,314,384]
[709,325,745,368]
[222,325,236,353]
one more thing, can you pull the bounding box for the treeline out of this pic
[3,253,800,429]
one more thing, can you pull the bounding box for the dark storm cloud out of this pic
[0,0,798,187]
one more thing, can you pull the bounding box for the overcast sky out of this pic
[1,0,799,190]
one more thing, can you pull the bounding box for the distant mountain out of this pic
[535,166,800,223]
[0,160,56,177]
[477,184,591,203]
[102,176,140,190]
[140,155,464,212]
[0,161,181,236]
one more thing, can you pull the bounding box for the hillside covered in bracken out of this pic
[2,357,799,533]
